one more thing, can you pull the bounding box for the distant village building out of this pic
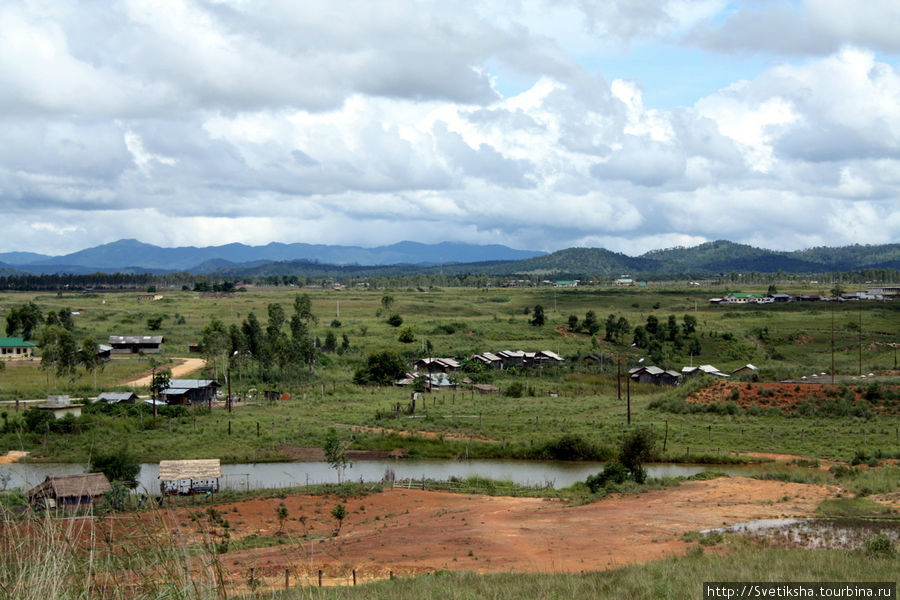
[682,364,730,378]
[97,391,139,404]
[108,335,164,354]
[160,379,220,405]
[0,337,36,360]
[629,366,681,386]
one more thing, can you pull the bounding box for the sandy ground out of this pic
[122,357,206,388]
[130,476,836,588]
[0,451,29,464]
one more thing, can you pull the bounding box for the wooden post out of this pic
[663,420,668,452]
[353,569,357,586]
[228,421,232,435]
[285,569,289,589]
[257,422,260,437]
[708,425,711,441]
[318,570,323,587]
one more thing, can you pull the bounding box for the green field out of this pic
[0,285,897,464]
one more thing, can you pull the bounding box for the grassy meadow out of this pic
[0,284,898,464]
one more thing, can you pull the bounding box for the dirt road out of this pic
[123,357,207,388]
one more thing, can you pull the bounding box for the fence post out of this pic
[318,570,323,587]
[353,569,357,586]
[285,569,289,589]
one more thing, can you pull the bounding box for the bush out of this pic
[534,434,610,461]
[586,462,629,492]
[386,314,403,327]
[865,534,895,557]
[504,382,524,398]
[619,427,658,484]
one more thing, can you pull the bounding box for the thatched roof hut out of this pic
[28,473,111,508]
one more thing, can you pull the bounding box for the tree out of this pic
[150,368,172,405]
[380,295,395,313]
[276,502,289,534]
[582,310,600,336]
[398,327,415,343]
[147,316,163,331]
[567,315,579,331]
[324,330,337,351]
[5,302,43,338]
[79,336,103,389]
[331,503,347,535]
[323,428,349,483]
[530,305,545,327]
[38,325,78,380]
[386,314,403,327]
[618,427,658,484]
[91,445,141,489]
[353,350,405,385]
[604,314,617,341]
[682,314,697,336]
[201,318,230,381]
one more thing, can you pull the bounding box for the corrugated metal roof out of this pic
[158,459,221,481]
[108,335,164,344]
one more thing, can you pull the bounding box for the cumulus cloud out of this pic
[0,0,898,257]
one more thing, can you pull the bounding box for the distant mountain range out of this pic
[0,239,897,278]
[0,239,545,275]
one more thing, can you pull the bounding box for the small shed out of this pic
[159,459,222,495]
[37,395,84,418]
[28,473,111,509]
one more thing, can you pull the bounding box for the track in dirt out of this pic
[121,357,207,388]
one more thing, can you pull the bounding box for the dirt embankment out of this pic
[687,380,898,414]
[104,476,839,589]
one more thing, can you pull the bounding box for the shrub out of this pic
[619,427,658,484]
[865,534,895,557]
[504,382,524,398]
[386,314,403,327]
[586,462,629,492]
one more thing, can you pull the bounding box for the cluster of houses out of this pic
[628,363,756,386]
[394,350,566,391]
[26,458,223,510]
[710,286,898,305]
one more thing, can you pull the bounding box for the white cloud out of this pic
[0,1,898,258]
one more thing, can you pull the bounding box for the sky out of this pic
[1,0,899,257]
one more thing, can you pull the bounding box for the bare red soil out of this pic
[89,477,837,590]
[686,381,898,414]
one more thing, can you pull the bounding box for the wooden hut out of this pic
[28,473,111,509]
[159,459,222,495]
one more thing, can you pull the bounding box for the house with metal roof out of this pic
[629,365,681,385]
[108,335,164,354]
[0,337,36,360]
[97,391,139,404]
[160,379,220,405]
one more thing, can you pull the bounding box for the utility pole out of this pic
[151,366,157,419]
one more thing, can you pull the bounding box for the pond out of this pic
[1,459,779,494]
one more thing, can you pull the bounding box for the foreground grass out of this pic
[269,542,900,600]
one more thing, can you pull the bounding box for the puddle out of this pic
[706,518,900,550]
